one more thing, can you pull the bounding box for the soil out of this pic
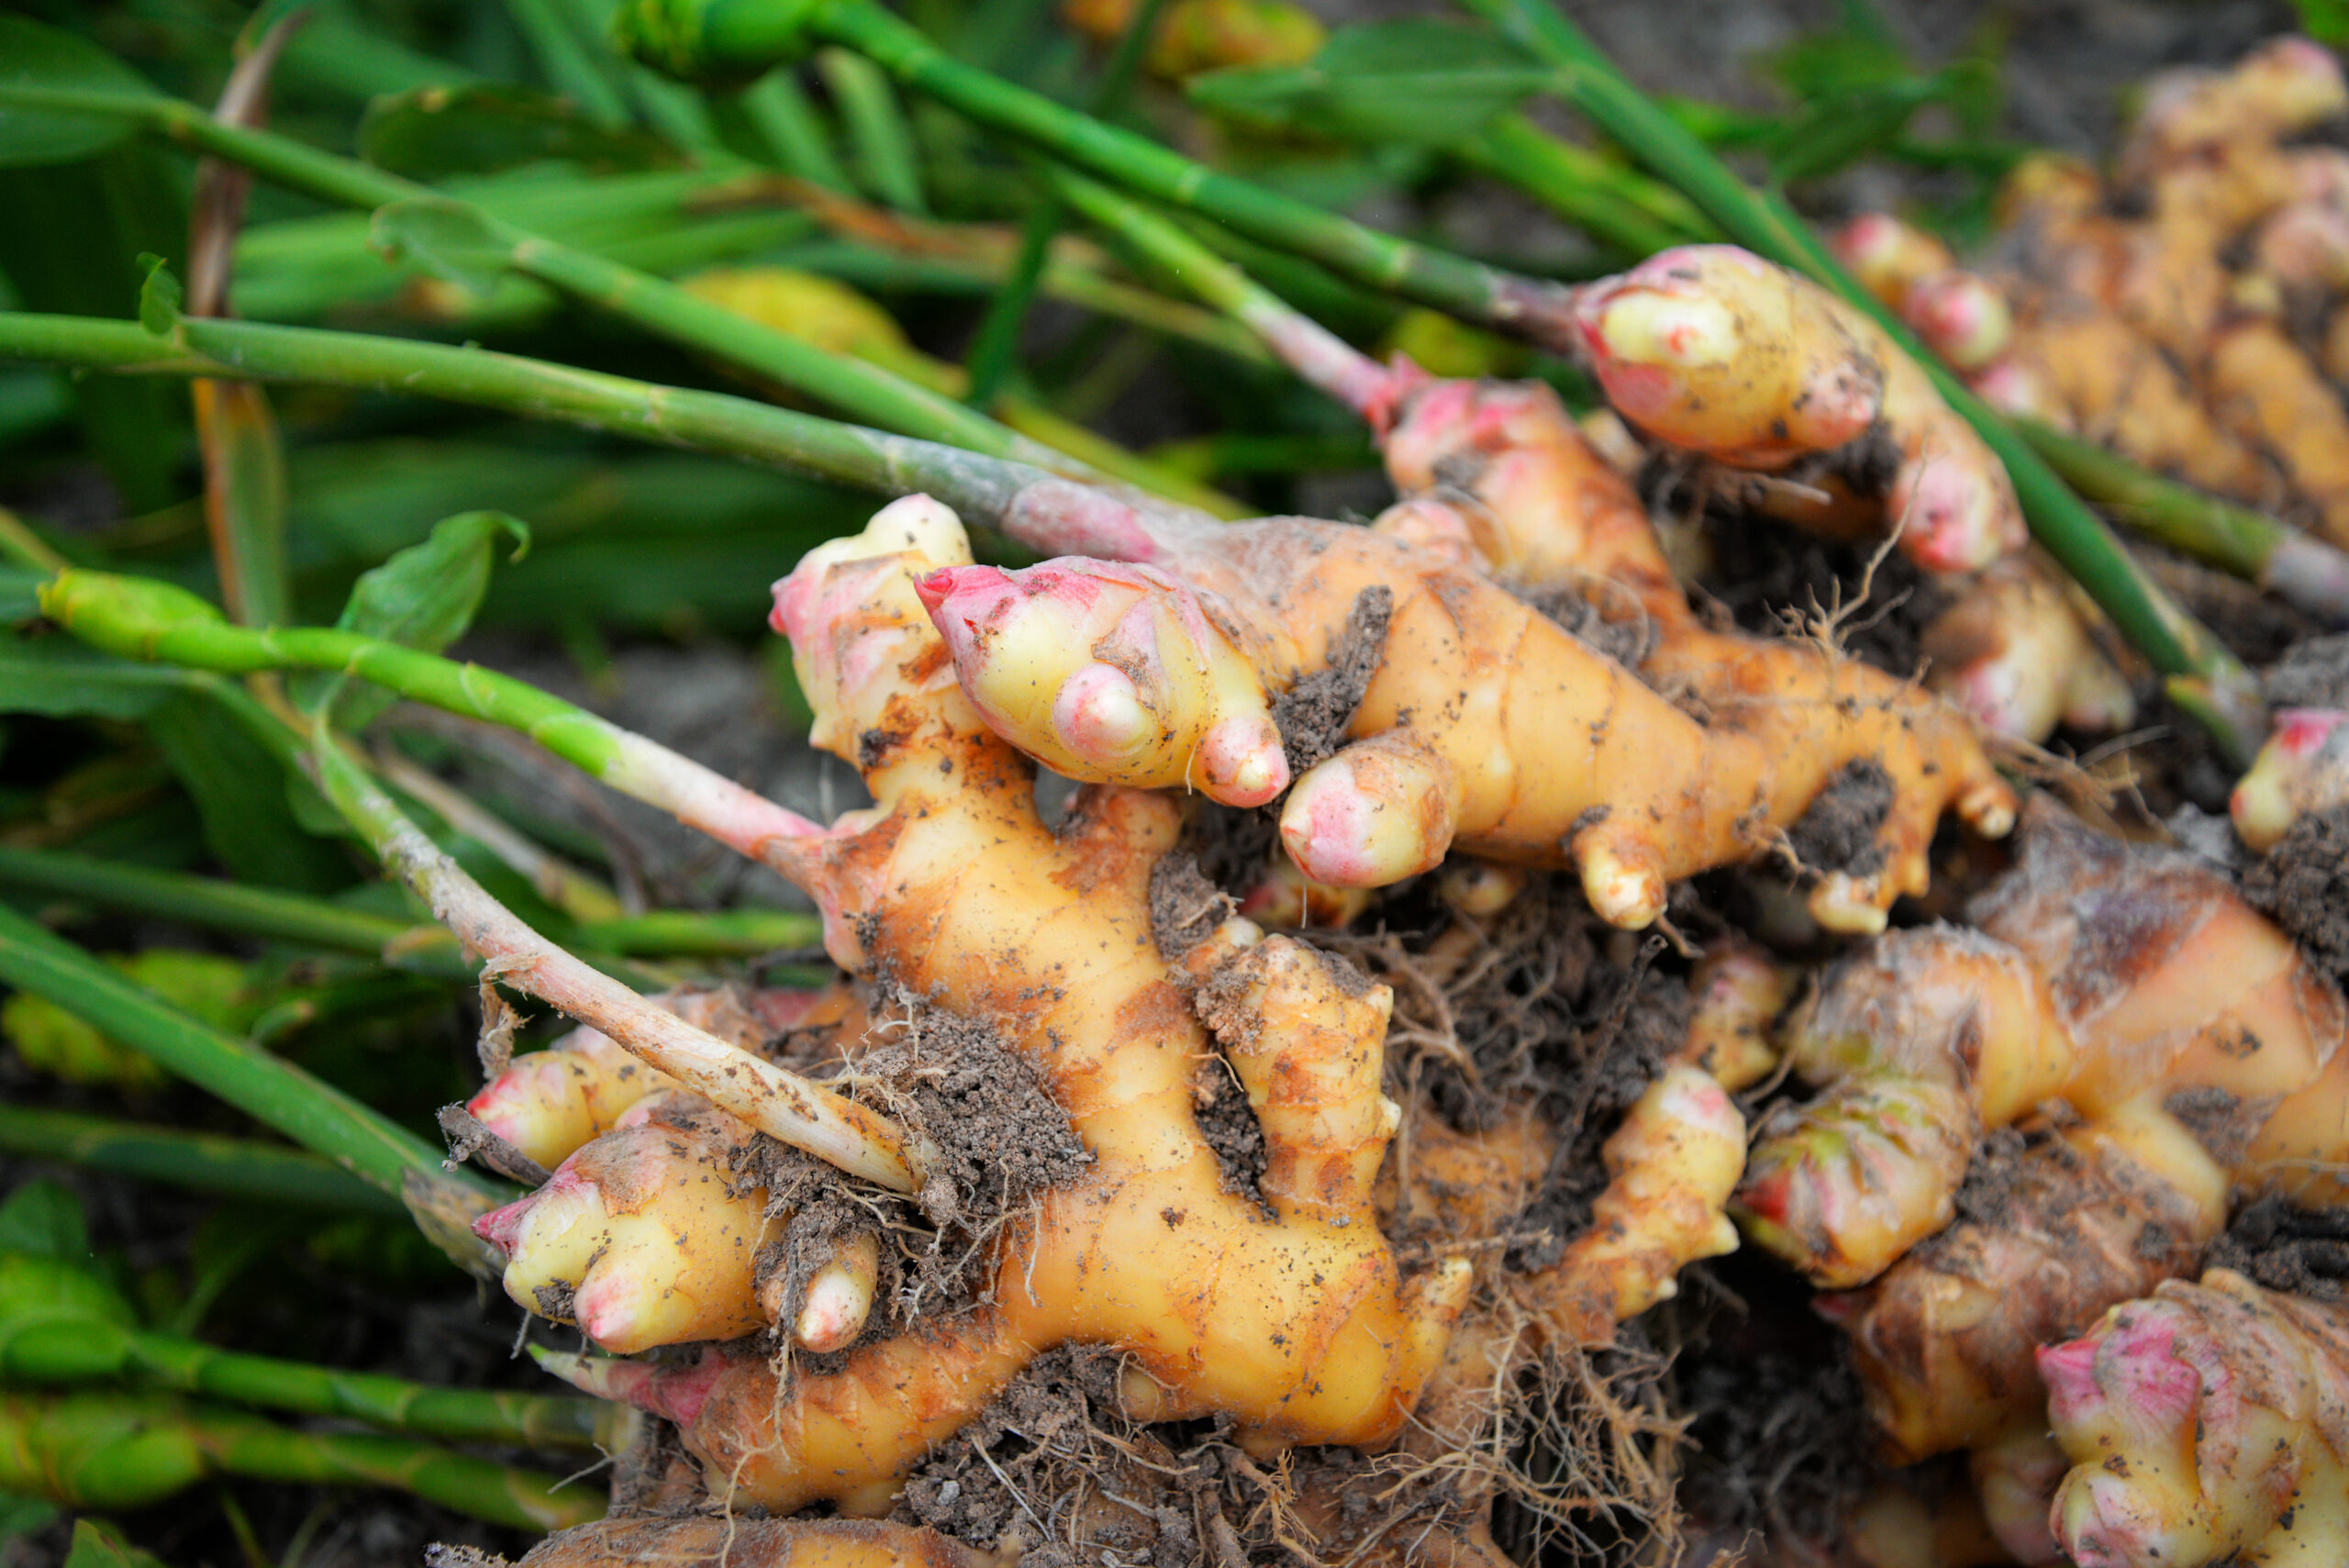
[1784,760,1898,880]
[2241,804,2349,989]
[735,983,1095,1342]
[2205,1195,2349,1300]
[1271,586,1393,776]
[1667,1256,1877,1550]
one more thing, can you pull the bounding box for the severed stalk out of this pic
[300,717,934,1195]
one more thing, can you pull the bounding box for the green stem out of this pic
[1454,0,2266,762]
[0,904,503,1271]
[0,85,1105,484]
[0,311,1156,538]
[816,47,929,213]
[575,907,818,955]
[0,1390,603,1529]
[1052,171,1393,414]
[0,844,796,965]
[0,1106,403,1213]
[964,0,1175,406]
[618,0,1555,329]
[198,1407,605,1529]
[0,1283,619,1450]
[2016,418,2349,627]
[0,506,71,573]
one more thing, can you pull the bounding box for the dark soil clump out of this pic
[1272,584,1391,775]
[894,1346,1207,1567]
[1148,852,1235,963]
[2240,804,2349,987]
[1677,493,1951,679]
[1784,760,1896,879]
[2206,1195,2349,1299]
[1669,1257,1876,1550]
[736,985,1092,1340]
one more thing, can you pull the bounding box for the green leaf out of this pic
[1186,21,1550,148]
[0,1179,90,1262]
[358,84,682,180]
[289,509,530,729]
[0,635,194,720]
[368,198,517,301]
[1765,72,1955,184]
[62,1518,171,1568]
[135,254,181,337]
[0,17,157,169]
[2291,0,2349,46]
[147,694,352,894]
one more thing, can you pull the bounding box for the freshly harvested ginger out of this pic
[1752,801,2349,1463]
[470,497,1751,1530]
[922,368,2016,935]
[2040,1270,2349,1568]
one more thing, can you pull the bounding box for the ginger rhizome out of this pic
[1564,242,2137,746]
[465,496,1752,1535]
[1837,39,2349,567]
[1742,800,2349,1473]
[920,368,2015,936]
[2039,1269,2349,1568]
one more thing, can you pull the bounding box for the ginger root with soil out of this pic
[461,495,1753,1557]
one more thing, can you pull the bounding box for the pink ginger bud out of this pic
[2231,706,2349,852]
[1891,450,2027,575]
[1833,213,1955,308]
[1575,245,1883,466]
[1901,270,2014,373]
[474,1115,777,1353]
[1278,732,1460,887]
[1969,358,2070,428]
[916,558,1288,806]
[2045,1273,2349,1568]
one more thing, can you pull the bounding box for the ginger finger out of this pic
[1922,555,2136,741]
[1970,1421,2070,1566]
[2207,317,2349,548]
[2231,706,2349,851]
[1901,269,2014,373]
[1278,730,1461,887]
[1678,936,1792,1092]
[1525,1062,1744,1340]
[474,1101,779,1353]
[466,984,854,1169]
[1572,245,1884,468]
[1734,926,2067,1289]
[2040,1269,2349,1568]
[1576,247,2024,573]
[911,559,1288,807]
[1835,213,1957,312]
